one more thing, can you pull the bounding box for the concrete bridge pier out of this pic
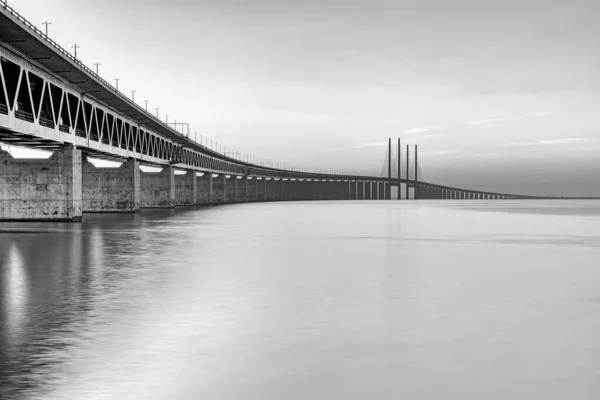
[326,180,336,200]
[174,170,197,206]
[280,179,288,201]
[377,181,384,200]
[0,147,83,221]
[358,181,364,200]
[225,176,237,202]
[322,180,330,200]
[288,179,296,200]
[265,178,275,201]
[140,165,175,208]
[364,181,371,200]
[197,173,213,204]
[335,180,342,200]
[259,177,267,201]
[237,176,248,202]
[275,178,283,201]
[247,177,257,201]
[212,174,225,203]
[82,158,140,213]
[312,180,320,200]
[298,179,305,200]
[339,180,346,200]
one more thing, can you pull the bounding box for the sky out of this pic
[4,0,600,196]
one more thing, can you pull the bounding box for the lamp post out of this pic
[131,90,136,102]
[42,21,51,36]
[114,78,120,91]
[71,44,79,59]
[144,100,149,111]
[155,107,159,118]
[94,62,101,75]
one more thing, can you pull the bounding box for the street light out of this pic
[144,100,149,111]
[114,78,120,91]
[42,21,51,36]
[155,107,159,118]
[71,44,79,59]
[131,90,136,102]
[94,62,101,74]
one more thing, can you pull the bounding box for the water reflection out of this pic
[1,201,600,399]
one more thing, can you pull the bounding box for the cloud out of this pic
[523,111,550,118]
[465,118,502,125]
[412,134,441,142]
[539,138,594,145]
[349,141,388,148]
[497,137,595,148]
[326,141,387,152]
[419,150,459,157]
[498,141,534,147]
[401,126,441,135]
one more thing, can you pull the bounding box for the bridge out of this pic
[0,3,548,221]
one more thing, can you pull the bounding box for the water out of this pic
[1,200,600,399]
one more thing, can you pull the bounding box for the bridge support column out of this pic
[260,178,267,201]
[238,176,248,202]
[377,181,384,200]
[299,180,307,200]
[364,181,371,200]
[247,177,257,201]
[290,179,298,200]
[266,178,275,201]
[0,147,82,221]
[82,158,140,213]
[322,180,330,200]
[212,174,225,203]
[339,180,346,200]
[280,179,287,201]
[357,181,364,200]
[276,178,282,201]
[225,176,236,202]
[254,177,261,201]
[350,180,357,200]
[140,165,175,208]
[174,170,197,206]
[197,173,213,204]
[314,180,322,200]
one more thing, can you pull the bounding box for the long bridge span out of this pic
[0,3,549,221]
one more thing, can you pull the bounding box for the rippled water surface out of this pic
[1,200,600,399]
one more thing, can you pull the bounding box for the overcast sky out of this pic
[6,0,600,196]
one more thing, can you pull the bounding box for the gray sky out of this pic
[8,0,600,196]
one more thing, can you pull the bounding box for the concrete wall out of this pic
[82,159,140,212]
[0,148,82,221]
[175,170,197,206]
[140,166,174,208]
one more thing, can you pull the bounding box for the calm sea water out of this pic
[1,200,600,400]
